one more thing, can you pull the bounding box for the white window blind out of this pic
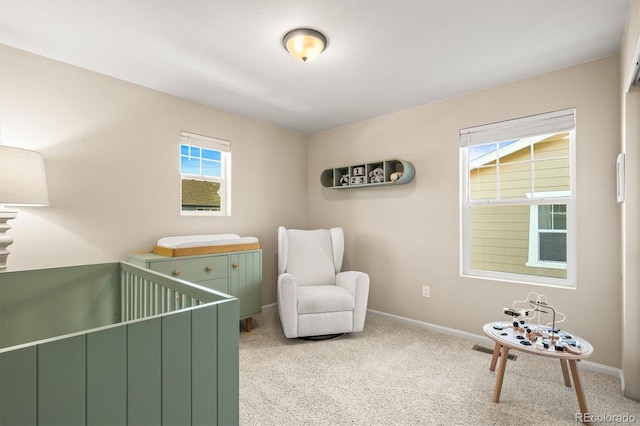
[180,131,230,152]
[460,108,575,147]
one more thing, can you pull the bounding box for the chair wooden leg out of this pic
[493,346,510,403]
[246,317,252,333]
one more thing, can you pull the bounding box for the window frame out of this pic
[179,131,231,217]
[459,109,576,288]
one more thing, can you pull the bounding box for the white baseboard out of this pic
[367,309,493,346]
[262,302,278,311]
[366,309,623,380]
[580,360,625,381]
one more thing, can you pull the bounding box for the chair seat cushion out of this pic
[297,285,355,314]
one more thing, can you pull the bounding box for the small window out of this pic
[179,131,231,216]
[538,206,567,261]
[460,109,576,287]
[526,192,569,269]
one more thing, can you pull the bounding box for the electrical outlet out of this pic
[422,285,430,298]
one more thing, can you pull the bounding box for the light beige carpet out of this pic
[239,309,640,425]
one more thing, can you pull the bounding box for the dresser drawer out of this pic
[151,256,228,282]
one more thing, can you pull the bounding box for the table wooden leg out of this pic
[568,360,590,425]
[246,317,252,333]
[489,342,501,372]
[559,359,572,387]
[493,346,510,403]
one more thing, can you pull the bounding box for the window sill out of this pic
[181,210,228,217]
[525,261,567,270]
[461,269,575,289]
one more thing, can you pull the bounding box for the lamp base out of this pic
[0,210,17,269]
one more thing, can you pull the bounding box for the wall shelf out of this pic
[321,159,415,188]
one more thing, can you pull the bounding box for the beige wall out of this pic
[0,44,309,306]
[621,0,640,401]
[308,55,622,367]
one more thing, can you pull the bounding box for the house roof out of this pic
[181,179,220,208]
[0,0,630,134]
[471,136,540,169]
[469,133,569,169]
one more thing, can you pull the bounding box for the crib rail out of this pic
[120,261,227,321]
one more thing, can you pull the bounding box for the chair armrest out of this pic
[336,271,370,332]
[336,271,369,295]
[277,273,299,338]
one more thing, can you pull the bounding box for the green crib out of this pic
[0,262,239,425]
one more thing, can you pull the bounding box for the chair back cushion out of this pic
[285,229,337,286]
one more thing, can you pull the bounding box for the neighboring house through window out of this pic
[180,131,231,216]
[459,109,576,287]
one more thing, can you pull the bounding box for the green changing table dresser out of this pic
[129,249,262,332]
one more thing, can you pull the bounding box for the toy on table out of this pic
[500,292,582,353]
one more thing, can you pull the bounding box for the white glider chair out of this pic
[277,226,370,339]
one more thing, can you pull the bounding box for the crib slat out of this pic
[38,335,86,425]
[123,274,130,321]
[151,282,155,314]
[128,317,162,425]
[121,270,127,321]
[192,304,218,424]
[162,287,167,313]
[132,276,138,320]
[216,296,240,425]
[0,346,37,425]
[162,311,192,424]
[87,326,127,425]
[121,271,126,322]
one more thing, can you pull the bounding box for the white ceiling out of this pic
[0,0,631,134]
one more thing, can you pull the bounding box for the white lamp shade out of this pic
[0,146,49,206]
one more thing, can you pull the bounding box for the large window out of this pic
[180,131,231,216]
[460,109,576,287]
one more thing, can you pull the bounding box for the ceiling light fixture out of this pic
[282,28,327,62]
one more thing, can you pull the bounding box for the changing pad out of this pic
[153,234,260,257]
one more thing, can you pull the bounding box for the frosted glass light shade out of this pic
[283,28,327,62]
[0,146,49,206]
